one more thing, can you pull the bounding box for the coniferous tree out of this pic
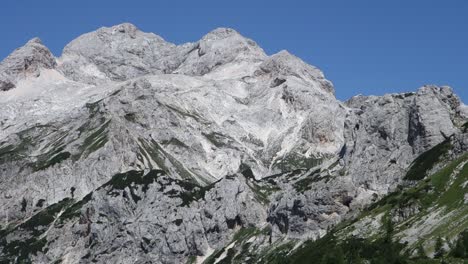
[320,245,345,264]
[450,230,467,258]
[451,238,465,258]
[384,216,394,243]
[434,236,445,259]
[342,236,364,264]
[415,244,426,259]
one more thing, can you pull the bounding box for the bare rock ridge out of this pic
[256,50,334,95]
[57,24,269,85]
[0,38,56,91]
[58,23,183,84]
[0,23,466,263]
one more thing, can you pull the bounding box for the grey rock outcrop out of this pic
[0,38,56,91]
[256,50,334,95]
[1,170,267,264]
[342,86,462,193]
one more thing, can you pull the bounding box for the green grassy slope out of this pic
[284,148,468,263]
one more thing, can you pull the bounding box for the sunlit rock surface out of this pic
[0,23,466,263]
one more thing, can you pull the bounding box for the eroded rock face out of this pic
[342,86,461,195]
[24,171,266,264]
[0,76,15,91]
[0,23,466,263]
[0,38,56,90]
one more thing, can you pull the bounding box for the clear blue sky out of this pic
[1,0,467,102]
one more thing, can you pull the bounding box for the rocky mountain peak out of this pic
[0,37,56,91]
[257,50,334,95]
[201,27,240,40]
[58,23,180,84]
[174,27,267,76]
[108,22,139,38]
[25,37,43,45]
[56,24,270,82]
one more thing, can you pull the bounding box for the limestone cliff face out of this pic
[343,86,462,194]
[0,23,466,263]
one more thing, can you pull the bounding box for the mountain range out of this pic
[0,23,467,264]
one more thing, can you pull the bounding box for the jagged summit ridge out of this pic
[0,23,333,95]
[54,23,268,85]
